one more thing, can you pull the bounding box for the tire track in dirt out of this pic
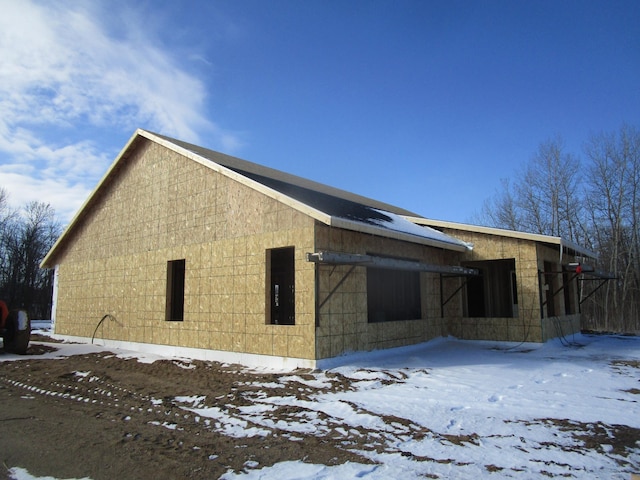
[0,346,372,480]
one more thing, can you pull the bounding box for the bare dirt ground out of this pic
[0,337,366,480]
[1,336,639,480]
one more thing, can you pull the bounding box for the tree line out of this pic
[0,188,62,319]
[478,124,639,334]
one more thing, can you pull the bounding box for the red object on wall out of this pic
[0,300,8,329]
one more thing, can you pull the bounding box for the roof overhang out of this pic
[406,217,598,259]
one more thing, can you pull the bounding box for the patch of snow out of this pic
[172,360,195,369]
[8,468,92,480]
[220,461,383,480]
[184,405,271,438]
[370,209,472,249]
[236,404,277,415]
[174,395,206,407]
[148,420,178,430]
[222,334,640,479]
[281,375,332,389]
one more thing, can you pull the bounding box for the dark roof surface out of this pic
[152,132,420,221]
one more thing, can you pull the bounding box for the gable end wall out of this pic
[52,140,317,361]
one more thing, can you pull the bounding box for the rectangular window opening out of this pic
[563,271,576,315]
[367,266,421,323]
[464,258,517,318]
[267,247,295,325]
[166,259,185,321]
[544,261,557,317]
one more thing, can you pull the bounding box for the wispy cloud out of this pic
[0,0,238,221]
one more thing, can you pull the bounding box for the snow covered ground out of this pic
[4,329,640,479]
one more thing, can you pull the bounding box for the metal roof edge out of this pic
[558,238,598,260]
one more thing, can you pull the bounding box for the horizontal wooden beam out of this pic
[306,251,478,276]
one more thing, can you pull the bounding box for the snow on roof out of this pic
[340,209,472,251]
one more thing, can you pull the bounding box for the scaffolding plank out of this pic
[564,263,617,279]
[306,251,478,276]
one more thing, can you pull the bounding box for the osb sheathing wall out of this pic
[436,228,582,343]
[439,229,551,343]
[313,224,458,359]
[52,140,317,360]
[536,243,581,341]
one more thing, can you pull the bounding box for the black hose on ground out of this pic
[91,314,116,344]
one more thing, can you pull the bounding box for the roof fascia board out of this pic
[41,129,145,268]
[558,238,597,259]
[407,216,597,258]
[330,217,469,252]
[407,216,558,243]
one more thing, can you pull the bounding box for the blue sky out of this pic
[1,0,638,223]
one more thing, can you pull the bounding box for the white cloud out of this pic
[0,0,239,222]
[0,0,216,139]
[0,171,91,222]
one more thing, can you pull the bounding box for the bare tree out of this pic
[479,138,584,243]
[515,138,584,242]
[0,192,62,318]
[477,126,639,334]
[584,125,640,332]
[478,178,521,231]
[0,188,19,301]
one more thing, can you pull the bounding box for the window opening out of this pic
[463,259,517,318]
[466,270,486,317]
[511,270,519,317]
[267,247,295,325]
[367,267,421,323]
[543,261,556,317]
[166,259,185,321]
[563,271,575,315]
